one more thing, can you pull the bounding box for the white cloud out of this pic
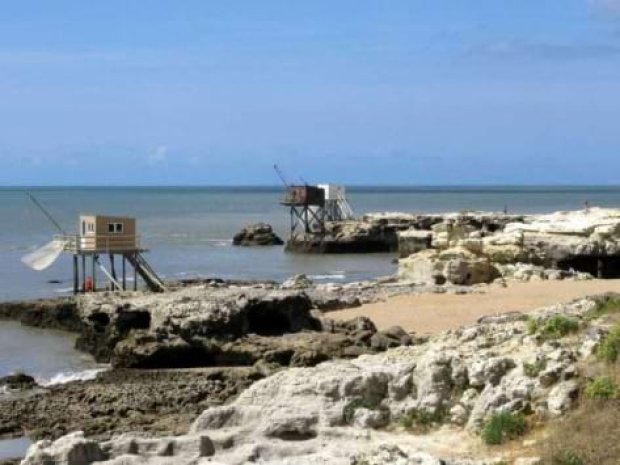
[147,145,169,166]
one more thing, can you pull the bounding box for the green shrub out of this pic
[584,376,618,399]
[530,315,580,340]
[551,450,584,465]
[597,324,620,363]
[343,397,383,424]
[400,407,446,431]
[482,411,527,445]
[523,359,547,378]
[527,317,539,335]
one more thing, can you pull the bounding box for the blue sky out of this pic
[1,0,620,185]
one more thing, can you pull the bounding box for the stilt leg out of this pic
[82,254,86,293]
[122,255,127,291]
[92,255,97,292]
[73,255,79,294]
[133,253,138,291]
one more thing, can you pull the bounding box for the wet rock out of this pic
[0,373,37,391]
[281,274,314,289]
[232,223,284,246]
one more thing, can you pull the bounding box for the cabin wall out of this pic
[78,216,137,251]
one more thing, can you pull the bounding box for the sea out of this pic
[1,185,620,458]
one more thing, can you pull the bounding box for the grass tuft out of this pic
[523,359,547,378]
[550,450,584,465]
[584,376,618,399]
[528,315,580,340]
[400,407,447,432]
[597,323,620,363]
[482,411,528,445]
[342,397,383,424]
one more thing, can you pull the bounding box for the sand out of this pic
[329,279,620,335]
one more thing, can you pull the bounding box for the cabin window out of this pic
[108,223,124,234]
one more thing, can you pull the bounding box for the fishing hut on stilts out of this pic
[281,185,328,242]
[21,194,165,294]
[64,215,165,293]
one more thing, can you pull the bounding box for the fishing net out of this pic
[21,239,67,271]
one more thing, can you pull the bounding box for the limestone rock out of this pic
[22,432,107,465]
[399,247,500,285]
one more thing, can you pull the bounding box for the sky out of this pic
[1,0,620,186]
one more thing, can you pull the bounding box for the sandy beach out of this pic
[329,279,620,335]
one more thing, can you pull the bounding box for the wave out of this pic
[309,273,347,281]
[53,287,74,294]
[37,367,108,387]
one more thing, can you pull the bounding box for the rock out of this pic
[281,274,314,289]
[232,223,284,246]
[547,380,579,415]
[22,432,107,465]
[0,373,37,391]
[20,295,612,465]
[398,230,433,258]
[399,247,500,286]
[514,458,542,465]
[370,326,412,350]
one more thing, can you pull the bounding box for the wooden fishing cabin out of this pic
[63,215,165,294]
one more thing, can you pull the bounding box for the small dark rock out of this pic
[233,223,284,246]
[0,373,37,391]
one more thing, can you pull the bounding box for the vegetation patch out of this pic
[584,296,620,321]
[550,450,585,465]
[539,395,620,465]
[528,315,580,340]
[597,323,620,363]
[523,359,547,378]
[482,411,527,445]
[584,376,618,399]
[400,407,447,432]
[342,397,384,425]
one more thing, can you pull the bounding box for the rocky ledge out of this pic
[21,293,620,465]
[398,207,620,285]
[73,285,412,369]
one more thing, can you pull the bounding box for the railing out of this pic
[56,234,141,253]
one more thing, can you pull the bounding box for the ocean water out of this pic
[1,186,620,302]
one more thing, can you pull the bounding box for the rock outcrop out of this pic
[232,223,284,246]
[399,208,620,282]
[72,286,410,369]
[22,294,614,465]
[398,246,500,285]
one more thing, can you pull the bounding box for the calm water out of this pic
[2,186,620,302]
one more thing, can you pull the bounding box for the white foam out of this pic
[37,367,107,387]
[309,273,347,281]
[53,287,74,294]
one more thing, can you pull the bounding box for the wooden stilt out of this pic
[92,255,97,292]
[73,255,79,294]
[133,253,138,291]
[122,255,127,290]
[109,254,117,290]
[81,254,86,293]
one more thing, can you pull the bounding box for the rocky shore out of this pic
[18,291,620,464]
[0,278,418,454]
